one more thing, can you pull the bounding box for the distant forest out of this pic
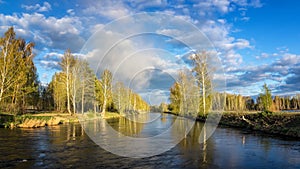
[160,86,300,114]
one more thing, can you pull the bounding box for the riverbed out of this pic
[0,113,299,169]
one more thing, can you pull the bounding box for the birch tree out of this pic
[51,72,67,112]
[77,60,95,114]
[177,69,199,116]
[99,69,112,116]
[113,82,127,114]
[59,49,76,114]
[70,57,80,114]
[190,51,213,116]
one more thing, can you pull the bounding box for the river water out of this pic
[0,113,299,169]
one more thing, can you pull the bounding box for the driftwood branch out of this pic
[241,115,254,126]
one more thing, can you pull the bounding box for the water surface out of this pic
[0,113,299,169]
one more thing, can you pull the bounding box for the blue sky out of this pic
[0,0,299,97]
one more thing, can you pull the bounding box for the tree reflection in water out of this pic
[175,122,215,165]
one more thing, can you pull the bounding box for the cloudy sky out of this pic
[0,0,299,98]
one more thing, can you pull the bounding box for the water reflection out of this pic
[160,112,167,123]
[175,122,215,166]
[81,117,146,138]
[80,113,196,157]
[0,113,299,168]
[115,113,149,137]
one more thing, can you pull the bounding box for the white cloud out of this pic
[225,50,300,95]
[0,12,84,52]
[74,0,260,78]
[194,0,230,14]
[197,19,251,71]
[128,0,168,10]
[280,53,300,65]
[156,29,183,37]
[221,50,243,71]
[82,0,131,19]
[80,13,230,100]
[217,19,226,24]
[83,29,179,90]
[233,0,263,8]
[44,52,64,59]
[256,52,269,59]
[81,14,206,93]
[67,9,75,16]
[89,24,105,34]
[221,38,251,51]
[153,15,250,73]
[38,51,88,72]
[0,13,81,35]
[22,2,52,12]
[194,0,259,15]
[2,0,269,95]
[192,0,262,23]
[249,0,263,8]
[40,60,60,70]
[240,16,250,21]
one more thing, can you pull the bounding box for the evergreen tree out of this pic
[259,83,272,111]
[0,27,38,113]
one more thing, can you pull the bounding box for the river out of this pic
[0,113,299,169]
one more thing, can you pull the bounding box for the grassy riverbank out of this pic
[76,112,122,121]
[0,112,77,128]
[0,111,122,128]
[198,111,300,138]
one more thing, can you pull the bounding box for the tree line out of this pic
[0,27,149,116]
[165,78,300,114]
[225,92,300,112]
[163,51,300,115]
[1,27,298,116]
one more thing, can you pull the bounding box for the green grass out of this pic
[81,111,121,120]
[104,112,121,119]
[79,112,101,120]
[16,115,53,122]
[86,112,98,119]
